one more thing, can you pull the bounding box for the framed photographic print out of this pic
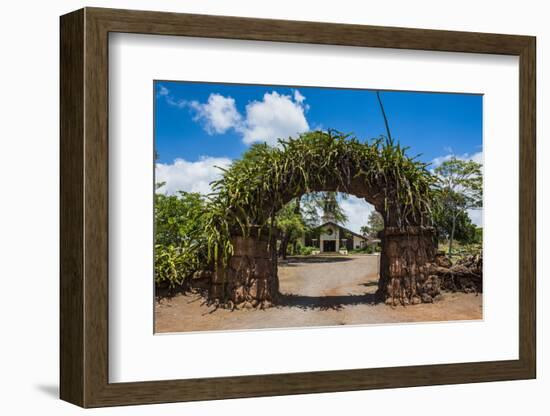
[60,7,536,408]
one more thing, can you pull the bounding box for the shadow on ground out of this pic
[277,292,378,311]
[279,256,354,267]
[360,281,379,287]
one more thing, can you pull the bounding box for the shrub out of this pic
[350,244,380,254]
[299,246,317,255]
[154,191,210,288]
[154,244,187,287]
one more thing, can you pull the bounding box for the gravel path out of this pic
[155,255,482,333]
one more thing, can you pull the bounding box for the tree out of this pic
[300,191,348,226]
[155,190,206,247]
[433,157,482,255]
[154,189,209,287]
[433,206,477,245]
[362,211,384,237]
[300,196,321,227]
[275,199,306,259]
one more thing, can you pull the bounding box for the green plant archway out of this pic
[206,131,439,306]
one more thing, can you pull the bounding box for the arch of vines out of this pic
[196,130,439,306]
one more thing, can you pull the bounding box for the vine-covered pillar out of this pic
[210,234,279,308]
[377,226,439,305]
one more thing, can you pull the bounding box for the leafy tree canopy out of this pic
[361,211,384,237]
[433,157,482,254]
[154,191,209,287]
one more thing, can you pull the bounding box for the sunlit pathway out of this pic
[278,254,380,298]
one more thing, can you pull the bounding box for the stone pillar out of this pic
[377,226,438,305]
[210,235,278,308]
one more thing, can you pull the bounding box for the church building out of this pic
[305,194,379,254]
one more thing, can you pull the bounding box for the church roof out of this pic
[316,221,368,241]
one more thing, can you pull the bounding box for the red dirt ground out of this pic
[155,254,482,333]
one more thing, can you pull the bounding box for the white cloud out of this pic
[430,154,453,168]
[165,96,186,108]
[470,151,483,165]
[180,90,310,146]
[155,156,232,195]
[158,85,169,96]
[239,91,309,146]
[430,151,483,169]
[293,89,305,103]
[339,195,376,234]
[158,85,187,108]
[189,94,242,134]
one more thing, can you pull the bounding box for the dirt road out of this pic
[155,254,482,333]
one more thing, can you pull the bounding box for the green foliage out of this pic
[154,191,209,287]
[433,157,483,254]
[473,227,483,244]
[155,191,205,246]
[361,211,384,237]
[299,246,317,256]
[434,158,483,204]
[209,130,435,264]
[276,199,307,258]
[276,200,306,237]
[299,196,322,227]
[350,243,380,254]
[319,192,349,224]
[433,207,478,244]
[154,244,187,287]
[298,191,349,227]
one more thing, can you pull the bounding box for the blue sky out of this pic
[154,81,483,231]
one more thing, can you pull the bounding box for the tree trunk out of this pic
[279,234,290,260]
[448,213,457,256]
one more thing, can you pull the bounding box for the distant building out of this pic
[311,221,374,253]
[305,194,380,253]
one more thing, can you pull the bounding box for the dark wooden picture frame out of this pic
[60,7,536,408]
